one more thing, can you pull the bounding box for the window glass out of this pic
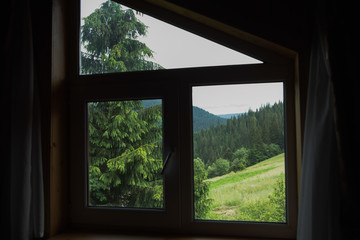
[80,0,261,74]
[87,99,164,209]
[192,83,286,223]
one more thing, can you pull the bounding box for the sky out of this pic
[193,83,283,115]
[81,0,282,115]
[80,0,261,69]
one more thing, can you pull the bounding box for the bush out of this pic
[230,158,246,172]
[247,148,266,165]
[207,165,217,178]
[193,158,213,218]
[207,158,230,178]
[239,173,286,223]
[232,147,249,162]
[266,173,286,222]
[263,143,282,158]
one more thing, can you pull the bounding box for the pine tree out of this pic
[193,158,212,218]
[81,1,167,208]
[81,1,163,74]
[88,101,164,208]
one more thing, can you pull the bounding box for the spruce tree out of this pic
[81,0,163,74]
[88,101,164,208]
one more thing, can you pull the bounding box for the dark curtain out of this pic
[297,0,358,239]
[297,25,341,239]
[1,0,44,239]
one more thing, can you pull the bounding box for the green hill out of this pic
[141,101,226,132]
[193,101,284,167]
[193,106,227,132]
[202,153,286,222]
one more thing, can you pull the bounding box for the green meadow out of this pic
[202,153,286,223]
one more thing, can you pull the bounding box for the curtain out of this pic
[297,0,359,238]
[2,0,44,239]
[297,25,341,239]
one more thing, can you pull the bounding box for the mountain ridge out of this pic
[142,100,228,132]
[193,106,227,132]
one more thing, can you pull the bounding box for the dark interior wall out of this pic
[167,0,313,52]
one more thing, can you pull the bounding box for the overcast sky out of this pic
[81,0,282,115]
[80,0,260,69]
[193,83,283,115]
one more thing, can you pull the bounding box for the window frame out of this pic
[68,0,299,238]
[69,77,181,231]
[178,65,298,238]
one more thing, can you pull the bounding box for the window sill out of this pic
[45,230,293,240]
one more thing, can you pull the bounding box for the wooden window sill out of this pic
[46,230,292,240]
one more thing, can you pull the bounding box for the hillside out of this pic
[193,106,227,132]
[141,99,162,108]
[141,100,227,132]
[193,101,284,167]
[203,153,286,222]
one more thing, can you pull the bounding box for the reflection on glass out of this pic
[192,83,286,223]
[87,99,164,209]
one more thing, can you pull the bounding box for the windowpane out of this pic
[192,83,286,223]
[80,0,261,74]
[87,99,164,209]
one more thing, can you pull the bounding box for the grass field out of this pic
[201,153,286,222]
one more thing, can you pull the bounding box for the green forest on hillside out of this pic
[192,102,286,221]
[193,106,227,132]
[194,102,284,175]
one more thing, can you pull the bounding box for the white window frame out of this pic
[69,0,299,238]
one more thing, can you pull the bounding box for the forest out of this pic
[192,102,285,220]
[194,101,284,178]
[193,106,227,132]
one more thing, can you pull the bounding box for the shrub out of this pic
[193,158,213,218]
[230,158,246,172]
[207,158,230,178]
[266,173,286,222]
[247,148,266,165]
[207,165,217,178]
[232,147,249,162]
[238,173,286,223]
[263,143,282,158]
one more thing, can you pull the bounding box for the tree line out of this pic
[193,102,284,178]
[193,106,227,132]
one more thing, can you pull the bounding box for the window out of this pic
[192,83,286,223]
[79,0,261,74]
[87,99,164,209]
[70,0,299,238]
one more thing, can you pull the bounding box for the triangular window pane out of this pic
[80,0,262,74]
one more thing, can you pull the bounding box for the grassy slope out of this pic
[203,153,285,222]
